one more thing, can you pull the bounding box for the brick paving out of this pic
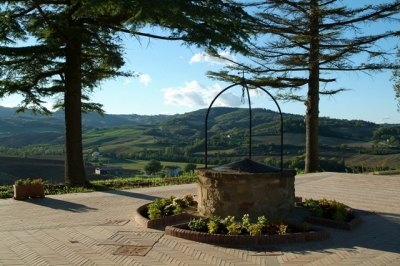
[0,172,399,265]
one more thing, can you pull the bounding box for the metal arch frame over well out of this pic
[204,81,284,171]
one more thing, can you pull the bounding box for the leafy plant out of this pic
[173,205,183,215]
[207,220,219,234]
[161,195,175,206]
[226,222,242,235]
[224,216,235,227]
[330,200,349,222]
[188,218,206,232]
[242,214,251,231]
[14,178,45,186]
[303,198,350,222]
[304,198,323,217]
[277,224,288,235]
[148,199,164,219]
[248,223,263,236]
[146,194,195,220]
[257,215,267,227]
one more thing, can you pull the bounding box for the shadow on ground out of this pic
[25,197,98,213]
[98,189,163,201]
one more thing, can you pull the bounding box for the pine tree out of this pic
[208,0,400,173]
[0,0,254,184]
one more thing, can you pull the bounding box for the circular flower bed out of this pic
[296,198,362,230]
[133,195,332,244]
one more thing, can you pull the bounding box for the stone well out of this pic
[195,159,296,221]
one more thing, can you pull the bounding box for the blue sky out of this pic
[1,1,399,125]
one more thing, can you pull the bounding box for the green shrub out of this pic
[207,220,219,234]
[188,218,206,231]
[226,222,241,235]
[248,224,263,236]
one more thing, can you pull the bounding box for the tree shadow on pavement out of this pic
[98,189,162,201]
[25,197,98,213]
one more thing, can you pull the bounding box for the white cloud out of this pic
[139,74,151,86]
[189,51,236,66]
[162,80,242,108]
[379,116,390,123]
[123,78,131,85]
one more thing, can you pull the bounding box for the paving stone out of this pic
[1,175,400,265]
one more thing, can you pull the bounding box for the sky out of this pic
[1,1,400,125]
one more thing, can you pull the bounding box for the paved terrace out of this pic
[0,172,399,266]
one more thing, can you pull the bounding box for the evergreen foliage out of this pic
[207,0,400,173]
[0,0,254,184]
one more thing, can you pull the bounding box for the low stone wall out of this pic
[195,169,296,221]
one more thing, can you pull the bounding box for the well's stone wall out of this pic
[195,169,296,221]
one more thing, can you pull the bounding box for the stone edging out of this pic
[133,203,191,228]
[296,202,362,231]
[165,223,330,245]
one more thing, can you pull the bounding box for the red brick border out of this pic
[165,223,330,245]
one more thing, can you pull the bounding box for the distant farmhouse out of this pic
[164,166,182,177]
[95,166,123,175]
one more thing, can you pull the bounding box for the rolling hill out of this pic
[1,105,400,184]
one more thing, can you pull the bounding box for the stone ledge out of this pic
[165,223,330,245]
[296,202,363,231]
[133,203,192,228]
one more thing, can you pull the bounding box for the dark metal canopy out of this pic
[212,158,280,173]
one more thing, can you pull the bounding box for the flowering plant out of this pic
[14,178,45,186]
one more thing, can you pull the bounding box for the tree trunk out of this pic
[305,0,320,173]
[64,10,86,185]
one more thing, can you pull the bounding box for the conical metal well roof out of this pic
[212,158,280,173]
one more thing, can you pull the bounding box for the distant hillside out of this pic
[2,105,400,181]
[0,106,175,128]
[0,105,382,148]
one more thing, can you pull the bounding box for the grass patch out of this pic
[0,173,198,199]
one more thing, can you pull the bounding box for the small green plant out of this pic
[173,205,183,215]
[318,198,330,208]
[148,199,164,219]
[257,215,267,227]
[146,194,195,220]
[224,216,235,227]
[242,214,251,231]
[303,198,350,222]
[207,220,219,234]
[188,218,206,231]
[331,201,349,222]
[226,222,241,235]
[248,223,263,236]
[277,224,288,235]
[207,215,222,233]
[161,195,175,206]
[304,198,323,217]
[148,208,161,220]
[14,178,45,186]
